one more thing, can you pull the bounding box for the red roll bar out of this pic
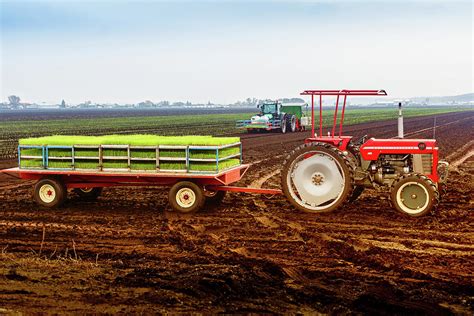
[300,89,387,138]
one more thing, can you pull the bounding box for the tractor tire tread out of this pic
[390,173,439,217]
[281,142,355,213]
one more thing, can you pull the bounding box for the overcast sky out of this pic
[1,0,472,104]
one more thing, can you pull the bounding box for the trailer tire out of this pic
[34,178,67,208]
[73,187,103,200]
[169,181,205,213]
[203,189,227,205]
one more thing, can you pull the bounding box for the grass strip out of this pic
[74,148,99,157]
[189,159,240,172]
[130,162,156,170]
[20,159,43,168]
[21,148,42,157]
[48,161,73,169]
[74,161,100,169]
[48,148,73,157]
[159,149,186,158]
[159,162,187,170]
[103,160,129,169]
[130,149,156,159]
[189,146,240,159]
[102,149,128,157]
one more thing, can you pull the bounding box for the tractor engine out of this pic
[369,154,411,186]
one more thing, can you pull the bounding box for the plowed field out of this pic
[0,111,473,314]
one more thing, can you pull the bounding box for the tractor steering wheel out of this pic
[355,134,368,146]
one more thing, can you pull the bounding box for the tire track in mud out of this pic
[0,219,165,239]
[450,147,474,169]
[402,116,472,138]
[250,169,281,189]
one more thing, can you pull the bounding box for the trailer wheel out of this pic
[34,178,67,208]
[390,174,438,217]
[169,181,205,213]
[73,187,103,200]
[288,115,297,132]
[203,188,227,205]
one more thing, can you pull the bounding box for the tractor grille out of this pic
[413,154,433,174]
[421,154,433,173]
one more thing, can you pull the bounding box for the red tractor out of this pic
[281,90,449,217]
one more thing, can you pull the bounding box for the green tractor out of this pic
[236,101,310,133]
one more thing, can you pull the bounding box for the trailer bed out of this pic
[1,164,250,188]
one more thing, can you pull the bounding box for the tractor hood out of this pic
[251,114,272,123]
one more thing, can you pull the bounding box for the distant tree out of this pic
[60,99,66,108]
[8,95,20,106]
[137,100,154,108]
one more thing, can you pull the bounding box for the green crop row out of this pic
[4,108,467,142]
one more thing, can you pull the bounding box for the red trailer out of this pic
[0,165,281,213]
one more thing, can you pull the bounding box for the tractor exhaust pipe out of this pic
[398,102,404,138]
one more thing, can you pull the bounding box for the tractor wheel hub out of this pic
[312,173,325,185]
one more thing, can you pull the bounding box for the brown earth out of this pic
[0,111,473,314]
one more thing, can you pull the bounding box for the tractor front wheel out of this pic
[281,143,354,213]
[390,174,439,217]
[280,118,287,133]
[288,115,297,133]
[169,181,205,213]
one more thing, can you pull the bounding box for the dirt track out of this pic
[0,111,473,314]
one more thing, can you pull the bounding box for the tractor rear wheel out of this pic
[169,181,205,213]
[289,115,297,133]
[390,174,439,217]
[281,143,354,213]
[73,187,102,200]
